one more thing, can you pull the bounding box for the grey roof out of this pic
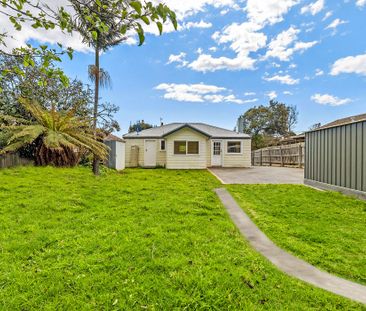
[104,134,125,143]
[123,123,251,139]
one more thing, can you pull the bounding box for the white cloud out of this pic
[189,21,267,72]
[244,92,256,96]
[188,53,257,72]
[356,0,366,7]
[289,63,297,68]
[163,0,239,19]
[264,74,300,85]
[311,94,352,106]
[283,91,293,95]
[315,68,324,76]
[325,18,348,30]
[155,83,245,104]
[187,1,303,72]
[330,54,366,76]
[183,20,213,30]
[242,98,259,103]
[264,27,318,61]
[322,11,333,21]
[167,52,188,67]
[209,46,217,52]
[267,91,278,100]
[300,0,324,15]
[245,0,300,27]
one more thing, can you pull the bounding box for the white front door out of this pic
[211,140,222,166]
[144,140,157,167]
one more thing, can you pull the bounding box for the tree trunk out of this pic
[92,42,100,176]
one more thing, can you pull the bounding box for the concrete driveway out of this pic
[209,166,304,184]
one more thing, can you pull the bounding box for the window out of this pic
[174,141,186,154]
[187,141,199,154]
[174,141,200,155]
[227,141,241,154]
[160,140,166,151]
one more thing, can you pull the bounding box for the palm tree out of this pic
[0,99,109,167]
[69,0,177,175]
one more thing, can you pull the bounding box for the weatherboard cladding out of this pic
[123,123,251,139]
[305,119,366,193]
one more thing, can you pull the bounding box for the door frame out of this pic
[144,139,157,167]
[211,140,223,167]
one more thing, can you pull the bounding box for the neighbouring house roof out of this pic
[123,123,251,139]
[314,113,366,131]
[104,134,125,143]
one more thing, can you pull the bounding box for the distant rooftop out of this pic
[104,134,125,143]
[317,113,366,130]
[123,123,251,139]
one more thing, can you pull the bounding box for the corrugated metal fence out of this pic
[252,143,305,167]
[305,120,366,193]
[0,153,33,169]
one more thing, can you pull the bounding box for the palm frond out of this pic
[88,65,112,89]
[1,99,109,165]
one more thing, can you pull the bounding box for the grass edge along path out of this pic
[227,184,366,287]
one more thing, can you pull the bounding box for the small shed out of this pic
[104,134,126,171]
[304,113,366,200]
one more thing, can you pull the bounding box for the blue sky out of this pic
[7,0,366,134]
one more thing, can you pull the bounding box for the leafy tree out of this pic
[0,99,109,167]
[0,1,73,85]
[70,0,177,175]
[128,120,154,133]
[239,100,298,150]
[0,52,120,134]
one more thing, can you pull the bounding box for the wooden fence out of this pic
[0,153,33,169]
[251,143,305,167]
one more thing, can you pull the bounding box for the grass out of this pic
[227,184,366,286]
[0,167,364,310]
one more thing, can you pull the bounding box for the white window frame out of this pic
[160,139,166,151]
[173,140,200,155]
[226,140,243,155]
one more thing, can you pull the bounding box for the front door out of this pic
[211,141,222,166]
[144,140,157,167]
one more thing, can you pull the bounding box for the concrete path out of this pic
[215,188,366,305]
[209,167,304,185]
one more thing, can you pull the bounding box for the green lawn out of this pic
[227,184,366,286]
[0,167,363,310]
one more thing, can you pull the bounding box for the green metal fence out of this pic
[305,120,366,193]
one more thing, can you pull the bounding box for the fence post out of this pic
[298,144,302,168]
[280,146,284,167]
[269,148,272,166]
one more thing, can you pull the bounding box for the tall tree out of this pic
[0,52,120,133]
[70,0,177,175]
[238,100,298,150]
[128,120,154,133]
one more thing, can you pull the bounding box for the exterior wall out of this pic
[156,139,167,167]
[124,131,251,169]
[305,120,366,194]
[166,128,209,169]
[125,139,144,167]
[104,141,126,170]
[222,139,251,168]
[125,139,166,167]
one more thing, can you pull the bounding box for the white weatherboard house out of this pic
[123,123,251,169]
